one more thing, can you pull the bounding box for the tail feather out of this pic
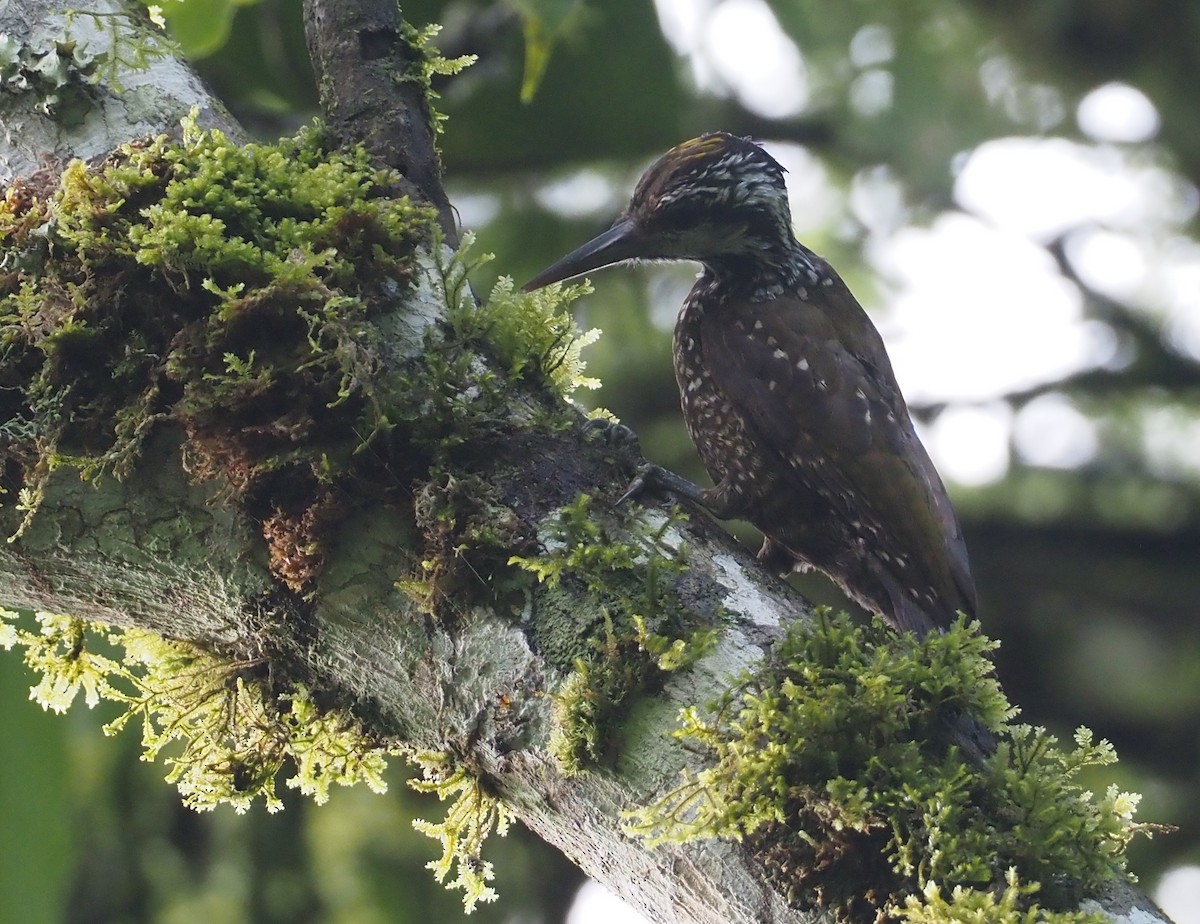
[872,567,998,762]
[758,536,996,761]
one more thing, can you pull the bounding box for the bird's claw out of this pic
[616,462,663,506]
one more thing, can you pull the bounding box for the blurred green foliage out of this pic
[3,0,1199,920]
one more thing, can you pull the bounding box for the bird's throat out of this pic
[703,241,823,303]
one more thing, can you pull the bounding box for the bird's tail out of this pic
[943,707,997,763]
[876,570,998,761]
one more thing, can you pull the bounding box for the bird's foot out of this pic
[581,416,640,450]
[617,462,706,507]
[581,421,709,510]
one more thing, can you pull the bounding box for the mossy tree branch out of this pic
[303,0,460,243]
[0,3,1173,923]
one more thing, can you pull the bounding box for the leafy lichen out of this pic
[624,611,1150,922]
[408,749,515,914]
[0,30,104,116]
[1,608,397,814]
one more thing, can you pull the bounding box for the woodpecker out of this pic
[523,132,975,638]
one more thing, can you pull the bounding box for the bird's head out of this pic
[523,132,794,291]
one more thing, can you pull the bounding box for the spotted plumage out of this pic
[524,132,975,637]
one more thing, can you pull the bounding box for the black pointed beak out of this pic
[522,218,643,292]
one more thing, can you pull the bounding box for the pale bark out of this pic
[0,0,240,182]
[0,3,1172,923]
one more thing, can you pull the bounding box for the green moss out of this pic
[0,110,608,905]
[898,869,1106,924]
[0,96,601,580]
[437,231,599,403]
[544,612,717,775]
[0,40,607,917]
[509,494,714,774]
[400,470,538,616]
[381,237,603,622]
[0,114,440,584]
[625,612,1149,922]
[395,22,477,136]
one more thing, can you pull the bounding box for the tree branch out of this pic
[303,0,457,242]
[0,4,1173,923]
[0,0,241,182]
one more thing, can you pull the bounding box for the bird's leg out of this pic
[617,463,744,522]
[585,420,739,520]
[618,463,705,506]
[580,420,692,508]
[756,536,797,575]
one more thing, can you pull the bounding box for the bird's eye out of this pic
[657,198,706,229]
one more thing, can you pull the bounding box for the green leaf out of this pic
[509,0,584,103]
[161,0,239,59]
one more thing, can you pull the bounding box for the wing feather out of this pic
[700,272,975,623]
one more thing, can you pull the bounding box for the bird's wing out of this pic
[701,277,975,623]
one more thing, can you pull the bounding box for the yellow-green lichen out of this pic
[1,608,397,813]
[61,7,174,93]
[1,606,516,913]
[408,748,515,914]
[624,611,1150,922]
